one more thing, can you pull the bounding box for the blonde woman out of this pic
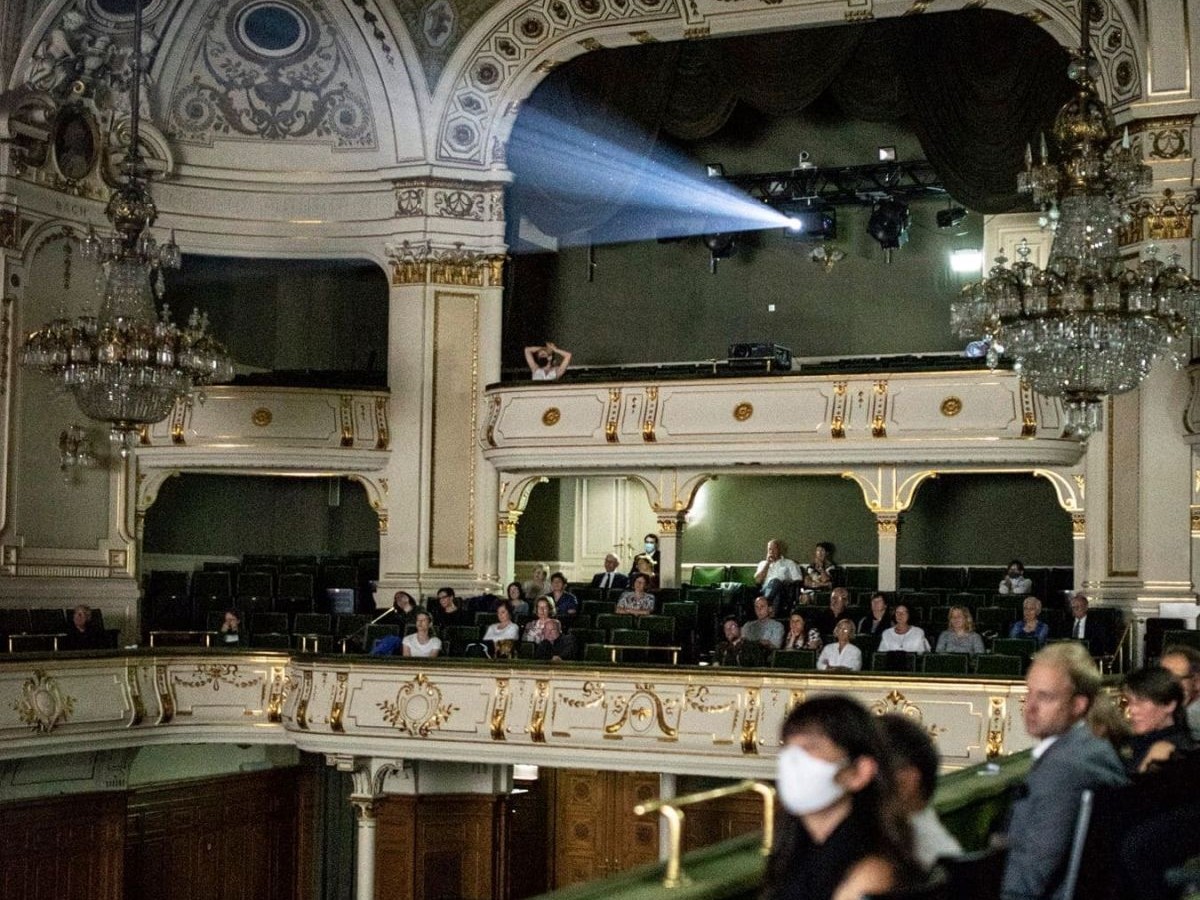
[935,606,985,655]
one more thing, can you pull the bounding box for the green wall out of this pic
[143,474,379,557]
[517,473,1072,567]
[507,114,982,366]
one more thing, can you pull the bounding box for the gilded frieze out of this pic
[12,670,75,734]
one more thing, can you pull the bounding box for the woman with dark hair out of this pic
[504,581,530,618]
[803,542,839,590]
[1121,666,1195,774]
[765,695,919,900]
[615,572,655,616]
[484,600,520,659]
[522,596,556,643]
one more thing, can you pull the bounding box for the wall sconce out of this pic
[59,424,98,484]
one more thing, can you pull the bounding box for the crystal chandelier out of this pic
[949,0,1200,440]
[20,1,233,455]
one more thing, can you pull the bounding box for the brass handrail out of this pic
[634,779,776,889]
[1104,620,1135,674]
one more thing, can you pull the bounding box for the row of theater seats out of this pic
[0,607,119,652]
[143,554,379,630]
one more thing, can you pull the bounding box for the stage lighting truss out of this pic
[722,160,945,210]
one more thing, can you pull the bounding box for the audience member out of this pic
[755,539,804,606]
[534,617,579,661]
[742,595,785,649]
[504,581,530,617]
[389,590,420,626]
[402,610,441,658]
[803,542,840,590]
[434,587,469,628]
[483,601,521,644]
[999,559,1033,595]
[815,587,853,636]
[523,596,556,642]
[817,620,862,672]
[877,713,962,870]
[525,341,571,380]
[1067,593,1109,656]
[629,533,660,583]
[857,593,892,637]
[615,573,655,617]
[1121,665,1194,774]
[59,604,107,651]
[1008,596,1049,648]
[878,604,929,654]
[547,571,579,618]
[590,554,628,592]
[764,696,919,900]
[1159,644,1200,739]
[714,617,763,667]
[522,565,548,603]
[783,612,822,651]
[217,608,244,647]
[934,606,985,655]
[1000,642,1127,900]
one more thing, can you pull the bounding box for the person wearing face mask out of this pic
[524,342,571,380]
[629,533,660,583]
[766,695,920,900]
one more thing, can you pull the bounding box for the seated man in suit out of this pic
[590,554,628,592]
[1000,642,1128,900]
[533,617,579,661]
[1067,593,1109,656]
[59,604,107,651]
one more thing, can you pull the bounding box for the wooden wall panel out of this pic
[550,769,658,889]
[678,788,763,853]
[376,795,418,900]
[124,768,300,900]
[0,792,124,900]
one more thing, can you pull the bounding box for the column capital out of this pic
[324,753,408,800]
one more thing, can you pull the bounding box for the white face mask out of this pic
[775,745,847,816]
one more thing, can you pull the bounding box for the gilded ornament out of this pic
[251,407,272,427]
[733,402,754,422]
[683,684,736,714]
[377,672,456,737]
[986,697,1006,759]
[491,678,511,740]
[741,688,761,754]
[604,683,679,739]
[1073,513,1087,536]
[528,679,550,743]
[542,407,561,426]
[939,397,962,417]
[172,664,262,690]
[330,671,349,733]
[13,669,75,734]
[870,689,922,718]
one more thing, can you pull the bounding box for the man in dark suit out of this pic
[1067,593,1110,656]
[1001,642,1128,900]
[589,554,628,592]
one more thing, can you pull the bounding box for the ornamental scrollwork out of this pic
[560,680,606,708]
[683,684,735,714]
[870,689,922,719]
[377,672,456,737]
[172,664,263,690]
[604,683,679,739]
[12,669,76,734]
[166,0,376,149]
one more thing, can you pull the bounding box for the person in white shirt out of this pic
[878,713,962,870]
[525,342,571,380]
[402,610,442,658]
[483,601,521,643]
[877,603,930,653]
[999,559,1033,595]
[817,619,862,671]
[754,539,804,606]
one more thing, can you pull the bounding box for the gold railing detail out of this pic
[634,780,776,889]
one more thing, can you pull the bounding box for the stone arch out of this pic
[432,0,1144,171]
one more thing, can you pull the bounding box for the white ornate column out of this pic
[496,474,548,585]
[842,467,937,593]
[327,755,406,900]
[628,470,712,589]
[377,177,506,599]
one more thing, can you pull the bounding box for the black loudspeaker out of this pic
[727,343,794,371]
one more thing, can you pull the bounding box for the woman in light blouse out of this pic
[782,612,822,651]
[615,573,655,616]
[817,620,863,671]
[1008,596,1050,648]
[935,606,985,655]
[522,596,556,642]
[878,604,930,654]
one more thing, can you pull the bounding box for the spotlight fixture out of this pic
[936,206,968,229]
[878,146,897,162]
[705,163,725,178]
[866,198,911,261]
[702,232,737,273]
[774,199,836,241]
[949,248,983,274]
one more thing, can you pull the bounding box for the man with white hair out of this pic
[590,554,628,592]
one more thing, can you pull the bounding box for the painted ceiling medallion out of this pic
[12,669,76,734]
